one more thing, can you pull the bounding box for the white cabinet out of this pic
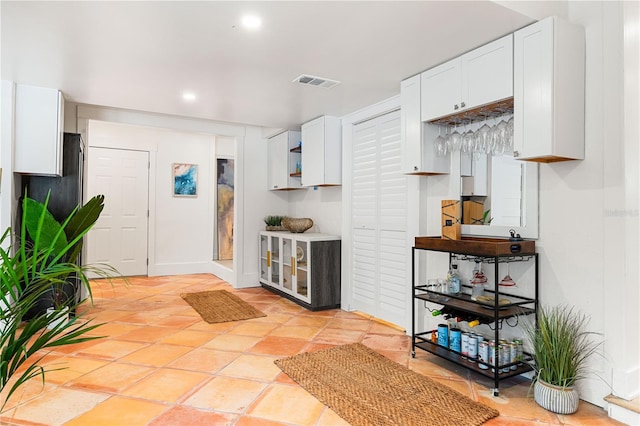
[400,75,449,175]
[300,116,341,186]
[420,58,461,122]
[267,130,302,190]
[14,85,65,176]
[259,231,341,310]
[421,35,513,122]
[513,16,584,162]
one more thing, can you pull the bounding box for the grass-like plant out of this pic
[0,193,120,412]
[523,305,602,389]
[264,215,287,226]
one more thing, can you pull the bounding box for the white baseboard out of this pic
[606,401,640,425]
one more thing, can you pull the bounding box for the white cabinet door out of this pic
[514,16,584,162]
[421,35,513,123]
[267,130,302,190]
[14,85,64,176]
[267,132,288,190]
[401,77,450,175]
[301,116,341,186]
[462,34,513,110]
[420,58,461,122]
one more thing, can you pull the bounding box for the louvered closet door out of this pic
[351,110,408,327]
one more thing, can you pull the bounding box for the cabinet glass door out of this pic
[270,236,280,285]
[282,237,293,291]
[295,240,309,300]
[260,234,268,282]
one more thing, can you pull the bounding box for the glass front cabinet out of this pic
[259,231,341,310]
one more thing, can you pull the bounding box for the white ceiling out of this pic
[1,1,538,131]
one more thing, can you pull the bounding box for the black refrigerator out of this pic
[20,132,84,316]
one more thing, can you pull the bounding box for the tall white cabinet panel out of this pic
[401,75,449,175]
[421,34,513,122]
[514,16,585,162]
[301,115,341,186]
[350,110,409,329]
[462,34,513,110]
[420,59,461,122]
[14,85,65,176]
[267,130,302,190]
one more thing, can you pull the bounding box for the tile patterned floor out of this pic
[1,274,621,425]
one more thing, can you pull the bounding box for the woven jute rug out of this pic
[180,290,266,323]
[274,343,499,426]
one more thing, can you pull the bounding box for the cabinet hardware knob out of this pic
[513,151,519,157]
[461,101,466,108]
[414,166,418,171]
[454,104,459,110]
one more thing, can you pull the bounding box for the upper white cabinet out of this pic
[267,130,302,190]
[14,85,65,176]
[300,116,341,187]
[513,16,584,162]
[421,34,513,122]
[400,75,449,175]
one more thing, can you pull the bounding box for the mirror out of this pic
[460,155,538,239]
[458,149,538,240]
[428,109,539,239]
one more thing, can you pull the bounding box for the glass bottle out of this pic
[447,263,461,295]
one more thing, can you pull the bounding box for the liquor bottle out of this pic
[447,263,461,295]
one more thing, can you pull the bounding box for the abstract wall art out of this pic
[217,158,234,260]
[173,163,198,197]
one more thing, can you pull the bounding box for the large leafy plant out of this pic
[0,193,118,412]
[524,305,602,389]
[22,194,105,307]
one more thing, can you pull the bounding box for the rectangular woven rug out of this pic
[180,290,266,323]
[274,343,499,426]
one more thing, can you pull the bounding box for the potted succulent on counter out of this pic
[264,215,287,231]
[524,305,602,414]
[1,193,120,412]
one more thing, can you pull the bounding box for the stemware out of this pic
[434,126,446,157]
[449,125,462,152]
[499,262,517,287]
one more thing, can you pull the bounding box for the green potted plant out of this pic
[0,194,119,412]
[22,194,106,317]
[264,215,287,231]
[523,305,602,414]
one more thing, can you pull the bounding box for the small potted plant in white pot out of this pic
[523,305,602,414]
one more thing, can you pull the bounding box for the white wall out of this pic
[87,121,216,275]
[288,186,342,236]
[75,105,286,289]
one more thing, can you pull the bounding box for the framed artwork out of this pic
[173,163,198,197]
[216,158,234,260]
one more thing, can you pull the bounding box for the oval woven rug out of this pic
[274,343,499,426]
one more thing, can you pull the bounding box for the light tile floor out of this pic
[1,274,621,425]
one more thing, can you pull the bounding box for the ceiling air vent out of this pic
[293,74,341,89]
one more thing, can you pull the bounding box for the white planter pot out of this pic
[534,378,580,414]
[46,306,70,329]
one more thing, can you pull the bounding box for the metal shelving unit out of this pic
[411,236,538,396]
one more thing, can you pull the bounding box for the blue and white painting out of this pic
[173,163,198,197]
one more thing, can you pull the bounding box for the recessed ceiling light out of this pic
[182,92,196,102]
[241,15,262,30]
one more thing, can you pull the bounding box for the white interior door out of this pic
[86,147,149,277]
[350,110,408,328]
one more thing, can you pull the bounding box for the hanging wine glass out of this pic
[499,262,517,287]
[434,126,446,156]
[450,124,462,152]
